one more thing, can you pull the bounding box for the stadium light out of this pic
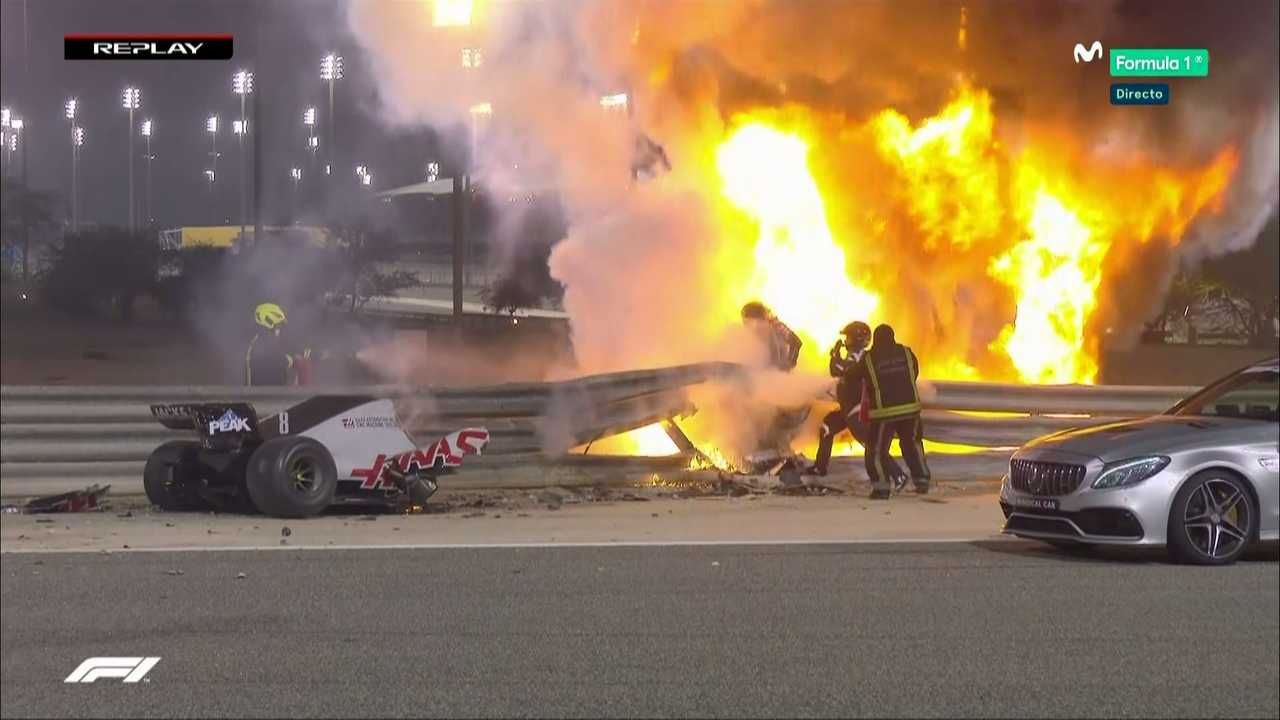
[121,87,141,231]
[232,69,254,95]
[141,119,154,225]
[321,54,343,185]
[600,93,628,109]
[320,53,343,81]
[231,70,253,239]
[434,0,473,26]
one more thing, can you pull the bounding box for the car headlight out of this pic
[1091,456,1170,489]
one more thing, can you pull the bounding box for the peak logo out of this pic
[1074,41,1103,63]
[65,657,161,683]
[65,35,233,60]
[209,409,250,434]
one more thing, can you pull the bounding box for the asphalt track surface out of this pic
[2,540,1277,718]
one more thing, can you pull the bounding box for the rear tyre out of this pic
[143,441,209,511]
[1167,471,1256,566]
[245,436,337,518]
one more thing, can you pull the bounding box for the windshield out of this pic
[1169,369,1280,422]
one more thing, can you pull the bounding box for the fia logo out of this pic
[1074,41,1103,64]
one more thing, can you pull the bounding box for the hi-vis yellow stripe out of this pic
[868,401,922,419]
[866,358,884,409]
[864,347,921,419]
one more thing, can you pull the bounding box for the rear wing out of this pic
[150,403,261,450]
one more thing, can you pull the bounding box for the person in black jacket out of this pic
[844,324,930,498]
[805,321,906,481]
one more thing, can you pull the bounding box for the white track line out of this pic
[1,536,1009,554]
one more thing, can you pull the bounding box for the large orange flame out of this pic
[600,83,1237,457]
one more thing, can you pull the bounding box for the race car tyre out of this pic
[1167,471,1256,566]
[143,441,209,511]
[246,436,337,518]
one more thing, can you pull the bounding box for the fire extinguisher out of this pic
[294,348,314,386]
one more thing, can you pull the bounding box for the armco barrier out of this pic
[0,363,1196,497]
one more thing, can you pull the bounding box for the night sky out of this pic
[0,0,446,230]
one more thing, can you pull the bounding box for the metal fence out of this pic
[0,364,1195,497]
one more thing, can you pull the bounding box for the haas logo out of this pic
[1074,41,1103,64]
[352,428,490,490]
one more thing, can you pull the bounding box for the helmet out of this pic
[872,323,896,347]
[841,321,871,348]
[254,302,287,331]
[741,301,770,321]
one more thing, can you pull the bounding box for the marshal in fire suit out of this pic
[741,301,803,372]
[808,322,906,481]
[844,324,931,499]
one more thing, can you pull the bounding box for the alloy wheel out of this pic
[1183,479,1250,559]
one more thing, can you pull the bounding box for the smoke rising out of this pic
[346,0,1277,399]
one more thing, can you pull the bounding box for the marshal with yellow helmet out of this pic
[245,302,307,386]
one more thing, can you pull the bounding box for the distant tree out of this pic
[1150,272,1217,341]
[0,179,59,282]
[153,245,229,321]
[1201,217,1280,347]
[481,238,565,315]
[41,227,158,323]
[329,222,420,314]
[0,179,58,238]
[481,198,566,315]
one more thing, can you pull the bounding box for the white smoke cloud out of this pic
[345,0,1278,391]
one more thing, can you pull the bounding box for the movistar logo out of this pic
[1074,41,1103,63]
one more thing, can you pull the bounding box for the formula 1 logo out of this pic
[208,409,250,434]
[1074,41,1103,63]
[65,657,161,683]
[352,428,490,490]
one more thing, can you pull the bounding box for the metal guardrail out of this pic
[0,363,1196,496]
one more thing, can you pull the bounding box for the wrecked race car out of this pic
[144,396,489,518]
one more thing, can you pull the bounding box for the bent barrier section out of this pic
[0,364,1194,496]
